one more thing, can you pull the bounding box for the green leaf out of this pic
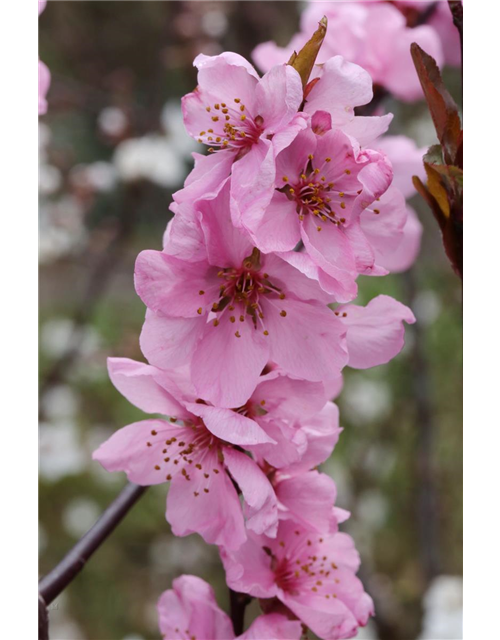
[288,16,328,89]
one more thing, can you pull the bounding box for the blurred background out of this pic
[39,2,462,639]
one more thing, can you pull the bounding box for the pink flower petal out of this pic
[338,294,416,369]
[224,448,278,538]
[191,312,269,409]
[167,448,247,550]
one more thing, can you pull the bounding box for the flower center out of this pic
[145,419,223,496]
[281,154,356,232]
[209,249,287,337]
[197,98,264,153]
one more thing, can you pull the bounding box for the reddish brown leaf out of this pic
[410,43,462,165]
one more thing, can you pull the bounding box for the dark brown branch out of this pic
[229,589,252,636]
[39,482,148,606]
[404,270,442,581]
[448,1,463,72]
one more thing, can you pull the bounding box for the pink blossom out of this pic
[38,1,50,115]
[136,183,348,408]
[396,1,462,67]
[374,135,426,199]
[178,52,308,222]
[376,205,423,273]
[239,125,393,300]
[93,358,280,548]
[336,294,416,369]
[252,1,444,102]
[220,521,374,640]
[38,60,51,116]
[157,575,302,640]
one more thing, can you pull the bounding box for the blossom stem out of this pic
[229,588,253,636]
[39,483,148,606]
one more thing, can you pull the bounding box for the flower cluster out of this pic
[252,0,460,102]
[94,41,416,639]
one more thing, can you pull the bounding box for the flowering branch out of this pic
[38,483,147,637]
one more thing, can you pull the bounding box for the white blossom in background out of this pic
[149,535,207,573]
[343,378,392,424]
[161,100,198,160]
[414,289,442,326]
[40,319,101,360]
[39,123,62,195]
[356,622,379,640]
[46,593,85,640]
[113,135,185,187]
[201,9,228,38]
[97,106,129,137]
[357,490,390,532]
[62,497,101,538]
[41,384,80,421]
[39,195,87,264]
[39,421,87,481]
[418,576,463,640]
[70,161,118,193]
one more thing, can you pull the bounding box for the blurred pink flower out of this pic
[221,520,374,640]
[253,1,444,102]
[38,0,50,115]
[38,60,51,115]
[157,575,302,640]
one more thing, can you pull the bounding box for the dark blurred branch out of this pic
[39,595,49,640]
[404,270,442,582]
[39,183,141,402]
[39,482,148,638]
[448,1,463,72]
[229,589,252,636]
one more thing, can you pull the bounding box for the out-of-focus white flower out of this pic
[342,378,392,424]
[356,621,379,640]
[39,122,62,195]
[98,106,128,137]
[70,161,118,193]
[149,535,207,573]
[39,421,87,481]
[201,9,228,38]
[40,319,101,359]
[161,101,198,160]
[62,497,100,538]
[113,135,185,187]
[39,195,87,264]
[414,290,442,326]
[419,576,463,639]
[41,384,79,421]
[357,490,389,531]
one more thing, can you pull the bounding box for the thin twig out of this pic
[39,482,148,607]
[229,589,252,636]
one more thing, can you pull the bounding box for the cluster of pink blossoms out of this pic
[253,0,459,102]
[94,46,417,639]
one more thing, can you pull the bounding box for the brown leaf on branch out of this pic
[288,16,327,89]
[410,42,462,166]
